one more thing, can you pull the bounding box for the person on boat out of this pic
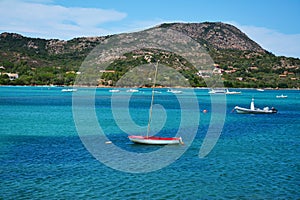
[271,107,277,112]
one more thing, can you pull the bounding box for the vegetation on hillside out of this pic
[0,22,299,88]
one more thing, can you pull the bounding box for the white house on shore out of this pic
[0,72,19,80]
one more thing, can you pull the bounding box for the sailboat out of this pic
[128,61,184,145]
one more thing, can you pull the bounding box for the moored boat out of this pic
[128,135,183,145]
[234,98,277,114]
[167,89,182,94]
[225,89,241,95]
[61,88,77,92]
[109,89,120,93]
[209,88,241,94]
[128,61,183,145]
[276,94,287,98]
[208,88,226,94]
[126,89,139,93]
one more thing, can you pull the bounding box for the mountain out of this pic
[159,22,266,53]
[0,22,299,88]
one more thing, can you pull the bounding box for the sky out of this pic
[0,0,300,58]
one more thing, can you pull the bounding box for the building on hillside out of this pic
[99,70,115,73]
[2,73,19,80]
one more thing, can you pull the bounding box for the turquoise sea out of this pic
[0,86,299,199]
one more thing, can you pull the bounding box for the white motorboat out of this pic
[276,94,287,98]
[126,89,139,93]
[225,89,241,95]
[234,98,277,114]
[209,88,241,94]
[208,88,226,94]
[167,89,182,94]
[128,135,183,145]
[61,88,77,92]
[109,89,120,93]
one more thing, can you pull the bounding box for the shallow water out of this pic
[0,86,299,199]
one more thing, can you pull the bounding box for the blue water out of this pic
[0,86,299,199]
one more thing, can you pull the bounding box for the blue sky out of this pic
[0,0,300,58]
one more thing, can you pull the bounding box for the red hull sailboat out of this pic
[128,61,183,145]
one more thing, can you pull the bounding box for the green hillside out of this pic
[0,22,299,88]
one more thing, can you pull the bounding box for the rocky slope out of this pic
[0,22,299,87]
[159,22,266,53]
[0,22,266,61]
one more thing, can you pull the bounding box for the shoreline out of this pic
[0,84,299,90]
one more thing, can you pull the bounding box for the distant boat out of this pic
[257,89,264,92]
[225,89,241,95]
[276,94,288,98]
[61,88,77,92]
[234,98,277,114]
[167,89,182,94]
[208,88,241,94]
[128,135,183,145]
[126,89,139,93]
[128,61,183,145]
[208,88,226,94]
[109,89,120,93]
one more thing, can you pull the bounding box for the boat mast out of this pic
[250,98,255,110]
[147,60,159,138]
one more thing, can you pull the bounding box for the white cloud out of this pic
[0,0,127,39]
[229,22,300,58]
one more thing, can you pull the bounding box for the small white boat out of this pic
[126,89,139,93]
[257,89,264,92]
[109,89,120,93]
[128,135,183,145]
[225,89,241,95]
[208,88,226,94]
[276,94,287,98]
[208,88,241,94]
[234,98,277,114]
[167,89,182,94]
[61,88,77,92]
